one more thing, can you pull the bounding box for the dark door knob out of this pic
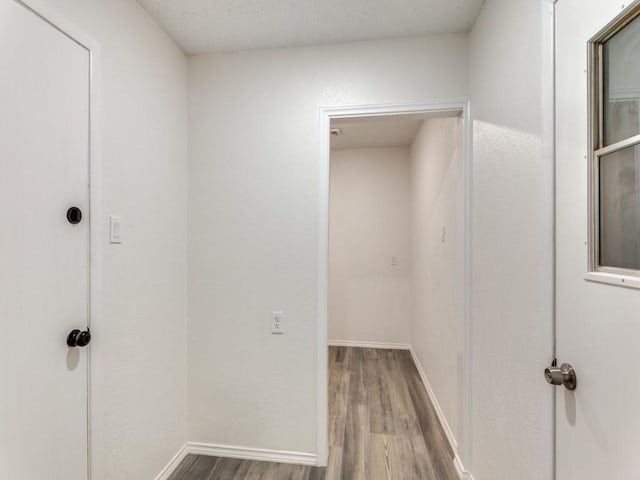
[66,206,82,224]
[67,328,91,347]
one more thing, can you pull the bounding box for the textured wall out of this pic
[409,117,464,448]
[328,146,412,345]
[35,0,189,478]
[468,0,554,478]
[10,0,566,477]
[188,35,468,454]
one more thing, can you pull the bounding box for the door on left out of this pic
[0,1,91,479]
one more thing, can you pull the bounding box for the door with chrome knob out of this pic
[554,2,640,479]
[544,360,576,391]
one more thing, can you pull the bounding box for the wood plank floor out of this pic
[169,347,457,480]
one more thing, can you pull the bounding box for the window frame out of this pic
[588,2,640,277]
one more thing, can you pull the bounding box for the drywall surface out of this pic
[188,35,468,453]
[468,0,553,478]
[329,147,411,345]
[37,0,189,478]
[409,118,464,446]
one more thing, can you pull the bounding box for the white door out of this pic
[0,1,90,478]
[556,0,640,478]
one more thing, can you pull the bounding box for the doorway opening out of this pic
[317,101,472,476]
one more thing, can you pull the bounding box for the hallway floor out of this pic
[168,346,457,480]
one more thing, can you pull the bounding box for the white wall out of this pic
[13,0,561,477]
[468,0,553,478]
[328,147,411,345]
[409,117,464,446]
[188,35,468,454]
[36,0,189,478]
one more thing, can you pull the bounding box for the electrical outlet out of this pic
[391,256,398,266]
[271,311,285,334]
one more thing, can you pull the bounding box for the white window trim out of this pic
[586,2,640,286]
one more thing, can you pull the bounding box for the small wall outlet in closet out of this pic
[271,311,285,334]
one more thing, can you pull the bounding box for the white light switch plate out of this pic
[110,215,122,244]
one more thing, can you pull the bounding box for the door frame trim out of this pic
[317,98,473,468]
[13,1,102,478]
[542,1,557,478]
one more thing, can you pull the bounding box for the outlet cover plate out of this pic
[271,311,285,334]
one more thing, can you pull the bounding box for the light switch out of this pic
[110,215,122,244]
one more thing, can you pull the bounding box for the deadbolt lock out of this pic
[66,206,82,225]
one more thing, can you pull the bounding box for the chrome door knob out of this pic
[544,362,577,390]
[544,366,564,385]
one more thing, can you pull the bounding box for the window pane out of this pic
[599,143,640,269]
[603,13,640,146]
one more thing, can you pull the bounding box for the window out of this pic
[590,6,640,275]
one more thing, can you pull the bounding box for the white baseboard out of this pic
[328,339,411,350]
[409,346,473,480]
[154,443,189,480]
[408,347,458,450]
[187,442,316,466]
[155,441,318,478]
[454,455,475,480]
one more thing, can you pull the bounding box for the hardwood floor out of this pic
[168,455,323,480]
[169,347,458,480]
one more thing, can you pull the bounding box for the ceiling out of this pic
[330,112,460,150]
[135,0,486,55]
